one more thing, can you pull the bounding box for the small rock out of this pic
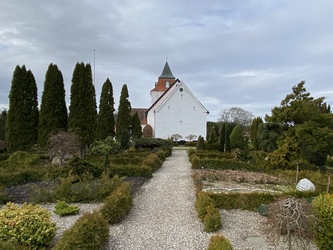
[296,178,315,192]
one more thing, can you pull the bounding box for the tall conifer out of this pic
[96,78,115,140]
[38,63,68,147]
[6,65,39,151]
[131,112,143,143]
[219,123,226,152]
[116,84,131,149]
[68,62,97,149]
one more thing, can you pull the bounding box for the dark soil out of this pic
[4,177,148,204]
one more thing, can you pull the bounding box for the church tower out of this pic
[150,61,176,103]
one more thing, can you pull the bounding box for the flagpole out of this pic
[93,48,96,85]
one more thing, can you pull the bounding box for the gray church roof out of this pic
[159,61,175,79]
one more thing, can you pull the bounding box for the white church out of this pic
[131,61,209,141]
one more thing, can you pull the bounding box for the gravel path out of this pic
[108,149,211,250]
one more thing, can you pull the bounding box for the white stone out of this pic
[296,178,316,192]
[52,156,62,166]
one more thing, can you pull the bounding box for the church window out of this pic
[179,88,183,92]
[193,106,195,111]
[165,81,170,88]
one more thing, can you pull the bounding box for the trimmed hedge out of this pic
[209,191,318,211]
[108,164,152,178]
[142,153,162,171]
[204,205,222,233]
[207,234,233,250]
[191,158,257,171]
[100,182,133,224]
[312,194,333,249]
[53,211,109,250]
[195,191,215,220]
[209,192,278,211]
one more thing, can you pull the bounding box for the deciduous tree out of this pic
[218,107,254,127]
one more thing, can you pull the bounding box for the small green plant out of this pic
[207,234,233,250]
[0,202,56,249]
[53,211,109,250]
[0,241,29,250]
[100,182,132,224]
[54,200,80,216]
[204,205,222,232]
[312,193,333,249]
[195,191,215,220]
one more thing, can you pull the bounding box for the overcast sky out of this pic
[1,0,333,121]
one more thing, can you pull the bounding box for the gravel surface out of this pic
[108,149,211,250]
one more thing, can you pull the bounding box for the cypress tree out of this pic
[219,123,226,152]
[5,65,39,151]
[131,112,143,144]
[230,124,245,149]
[68,62,97,149]
[250,117,263,150]
[96,78,115,140]
[0,110,7,140]
[116,84,131,149]
[38,63,68,147]
[225,126,231,152]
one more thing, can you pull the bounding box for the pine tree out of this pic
[5,65,39,151]
[38,63,68,147]
[116,84,131,149]
[68,62,97,149]
[131,112,143,145]
[96,78,115,140]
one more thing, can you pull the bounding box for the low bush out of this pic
[109,155,145,165]
[204,205,222,232]
[54,200,80,216]
[53,211,109,250]
[108,164,152,178]
[207,234,233,250]
[195,191,215,220]
[156,149,166,161]
[6,151,40,167]
[30,174,124,204]
[100,182,133,224]
[142,153,162,171]
[0,186,9,204]
[66,157,103,179]
[0,202,56,249]
[191,158,257,171]
[312,194,333,249]
[0,167,44,187]
[210,192,278,211]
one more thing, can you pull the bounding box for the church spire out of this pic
[159,61,175,79]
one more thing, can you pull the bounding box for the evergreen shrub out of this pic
[0,202,56,249]
[108,164,152,178]
[156,149,166,161]
[142,153,162,171]
[66,157,103,179]
[210,192,278,211]
[191,158,257,171]
[207,234,233,250]
[195,191,215,220]
[312,194,333,249]
[204,205,222,232]
[6,151,40,167]
[100,182,133,224]
[53,211,109,250]
[54,200,80,216]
